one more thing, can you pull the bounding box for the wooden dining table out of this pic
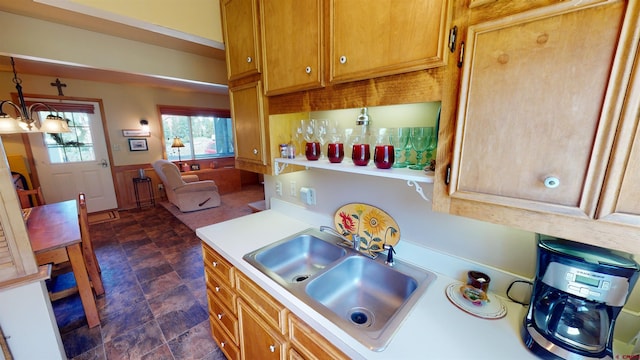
[25,199,100,328]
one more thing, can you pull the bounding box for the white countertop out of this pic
[196,200,541,360]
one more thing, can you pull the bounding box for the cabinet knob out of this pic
[217,313,223,320]
[269,345,276,353]
[215,286,220,292]
[253,148,259,155]
[247,56,253,63]
[220,341,226,348]
[339,56,347,64]
[543,176,560,189]
[212,261,218,267]
[305,66,312,74]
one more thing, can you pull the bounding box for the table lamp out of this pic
[171,136,185,171]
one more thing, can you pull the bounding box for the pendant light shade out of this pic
[0,57,71,134]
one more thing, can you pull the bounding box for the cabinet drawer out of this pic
[202,244,234,287]
[210,317,240,360]
[207,289,239,344]
[289,315,349,360]
[205,267,237,313]
[236,271,288,334]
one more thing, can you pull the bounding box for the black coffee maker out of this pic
[522,235,639,359]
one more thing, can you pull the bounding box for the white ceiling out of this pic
[0,0,228,94]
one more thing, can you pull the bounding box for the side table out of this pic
[133,177,155,209]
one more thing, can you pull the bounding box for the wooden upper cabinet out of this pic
[450,1,628,217]
[330,0,451,83]
[222,0,261,80]
[230,81,268,170]
[598,16,640,227]
[260,0,323,95]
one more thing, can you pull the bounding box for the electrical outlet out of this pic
[290,181,297,196]
[275,181,282,196]
[300,187,316,205]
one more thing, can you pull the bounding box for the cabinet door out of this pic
[261,0,323,95]
[598,26,640,227]
[222,0,261,80]
[449,1,625,218]
[230,81,268,169]
[238,299,286,360]
[330,0,450,83]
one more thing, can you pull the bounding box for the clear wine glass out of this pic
[408,127,431,170]
[388,128,410,168]
[314,119,329,158]
[327,119,342,144]
[302,119,316,143]
[369,127,387,147]
[292,120,305,157]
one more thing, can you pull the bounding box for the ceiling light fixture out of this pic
[0,57,71,134]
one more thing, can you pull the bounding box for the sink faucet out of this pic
[383,244,396,267]
[319,226,361,251]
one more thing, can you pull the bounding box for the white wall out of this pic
[0,11,227,86]
[265,170,538,278]
[0,281,66,359]
[0,72,230,167]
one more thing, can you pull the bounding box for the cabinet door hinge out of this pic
[457,41,465,68]
[445,164,451,185]
[448,26,458,53]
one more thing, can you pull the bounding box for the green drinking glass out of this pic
[388,128,410,168]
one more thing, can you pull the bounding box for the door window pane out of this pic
[40,111,96,164]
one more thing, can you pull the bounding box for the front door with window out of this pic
[29,99,117,213]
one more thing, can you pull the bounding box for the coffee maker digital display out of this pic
[574,274,599,287]
[522,235,639,360]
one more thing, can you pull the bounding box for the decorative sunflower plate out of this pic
[334,203,400,254]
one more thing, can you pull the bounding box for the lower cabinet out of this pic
[202,243,349,360]
[238,298,287,359]
[288,314,350,360]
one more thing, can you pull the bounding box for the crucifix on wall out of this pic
[50,78,67,96]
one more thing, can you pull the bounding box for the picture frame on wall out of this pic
[128,139,148,151]
[122,129,150,137]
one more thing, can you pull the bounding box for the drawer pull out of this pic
[215,286,220,292]
[246,56,252,63]
[305,66,312,74]
[217,313,223,320]
[212,261,218,267]
[220,341,226,348]
[339,55,347,64]
[544,176,560,189]
[269,345,275,353]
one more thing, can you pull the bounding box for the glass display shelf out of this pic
[274,157,434,201]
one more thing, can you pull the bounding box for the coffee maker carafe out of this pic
[523,235,639,359]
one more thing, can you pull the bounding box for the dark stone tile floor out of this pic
[50,185,264,359]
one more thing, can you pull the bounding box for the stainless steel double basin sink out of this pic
[243,228,436,351]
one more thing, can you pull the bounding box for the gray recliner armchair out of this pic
[152,159,221,212]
